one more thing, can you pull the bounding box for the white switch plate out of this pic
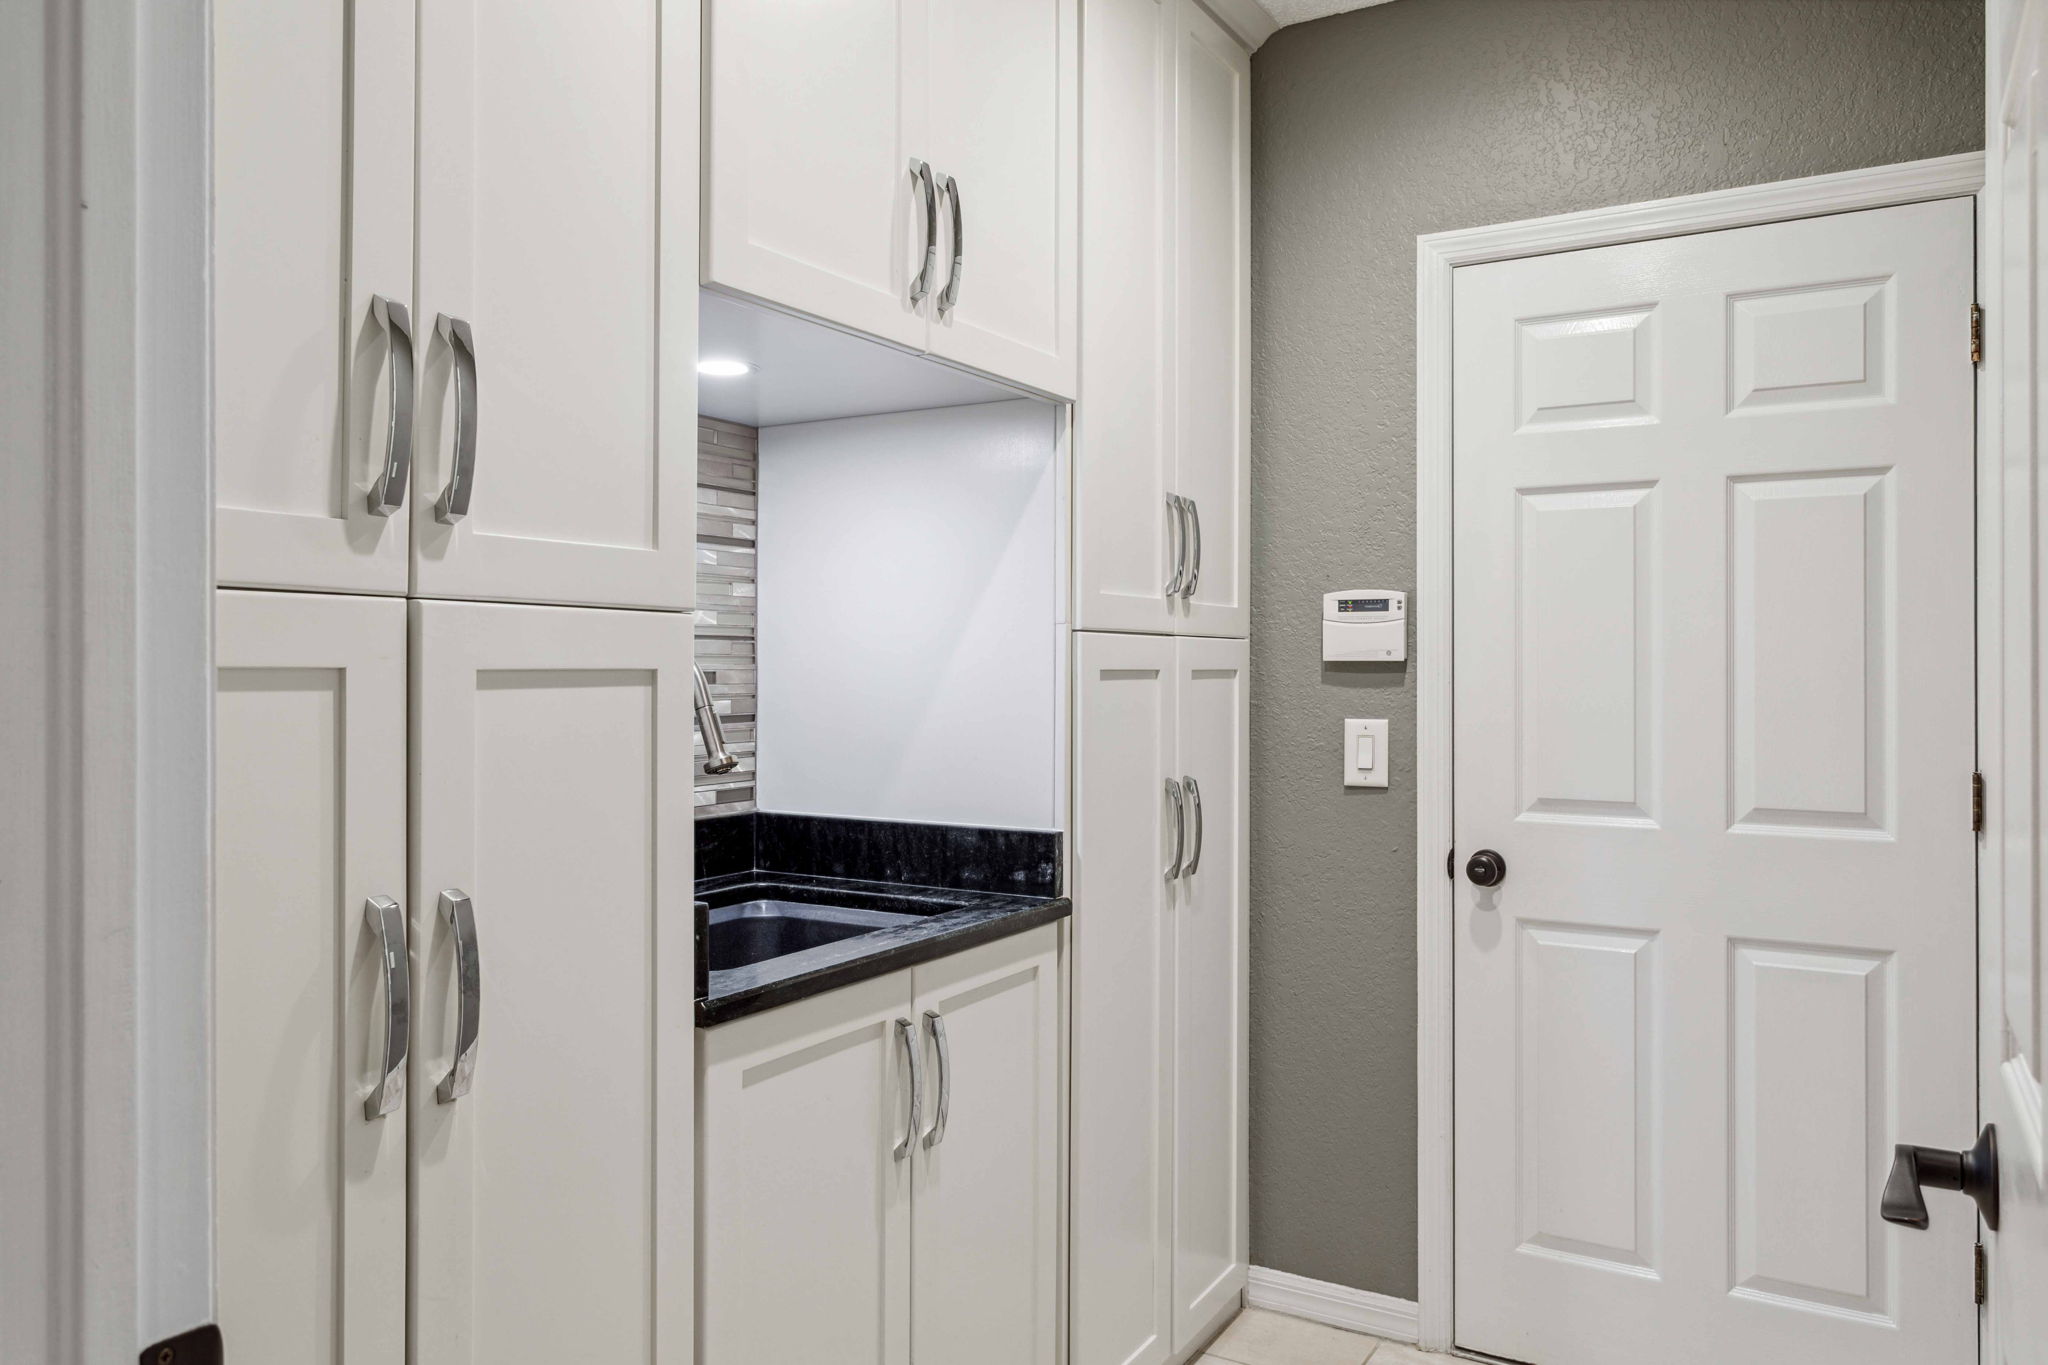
[1344,718,1389,788]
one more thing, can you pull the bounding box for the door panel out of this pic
[410,601,692,1365]
[1075,0,1175,634]
[414,0,696,608]
[1171,637,1248,1347]
[1171,0,1249,638]
[1453,199,1976,1365]
[697,972,913,1365]
[214,590,407,1363]
[1070,631,1177,1365]
[703,0,930,351]
[213,0,413,593]
[911,928,1060,1365]
[924,0,1078,397]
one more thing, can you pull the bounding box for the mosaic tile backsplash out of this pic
[696,415,757,818]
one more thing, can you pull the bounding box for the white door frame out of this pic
[1411,152,1987,1354]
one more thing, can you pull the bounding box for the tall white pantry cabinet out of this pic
[210,2,699,1362]
[1071,2,1254,1363]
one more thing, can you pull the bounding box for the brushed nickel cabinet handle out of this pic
[434,314,478,524]
[362,895,410,1120]
[1165,778,1186,881]
[1182,497,1202,599]
[435,889,481,1104]
[909,160,939,306]
[366,296,415,517]
[922,1010,951,1149]
[894,1017,924,1161]
[1182,776,1204,877]
[938,172,963,317]
[1165,495,1189,599]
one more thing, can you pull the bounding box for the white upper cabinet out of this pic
[704,0,1077,398]
[412,0,697,609]
[1074,0,1249,637]
[704,0,931,353]
[213,0,415,594]
[923,0,1079,396]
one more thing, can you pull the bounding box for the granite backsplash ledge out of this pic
[694,811,1061,897]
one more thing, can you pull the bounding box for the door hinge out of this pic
[141,1325,222,1365]
[1973,771,1986,833]
[1975,1241,1988,1305]
[1972,303,1984,366]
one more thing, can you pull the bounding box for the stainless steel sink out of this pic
[707,899,921,973]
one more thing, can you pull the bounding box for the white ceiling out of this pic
[1258,0,1398,27]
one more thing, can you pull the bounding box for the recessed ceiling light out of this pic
[698,357,754,378]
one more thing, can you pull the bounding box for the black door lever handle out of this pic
[1881,1123,1998,1231]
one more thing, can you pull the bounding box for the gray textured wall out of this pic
[1248,0,1982,1299]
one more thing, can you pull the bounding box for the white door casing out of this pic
[697,971,915,1365]
[412,0,696,609]
[924,0,1079,398]
[702,0,931,353]
[1450,199,1976,1365]
[212,0,414,594]
[214,590,407,1363]
[911,928,1062,1365]
[1070,631,1177,1365]
[1170,636,1250,1347]
[409,600,693,1365]
[1984,2,2048,1357]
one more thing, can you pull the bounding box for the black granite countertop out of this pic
[695,869,1070,1026]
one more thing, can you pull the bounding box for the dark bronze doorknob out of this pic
[1882,1124,1998,1231]
[1465,849,1507,888]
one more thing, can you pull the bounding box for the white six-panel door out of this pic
[409,601,693,1365]
[924,0,1078,397]
[412,0,696,609]
[911,927,1062,1365]
[697,971,915,1365]
[214,590,408,1363]
[702,0,931,353]
[213,0,414,593]
[1170,637,1249,1348]
[1451,199,1976,1365]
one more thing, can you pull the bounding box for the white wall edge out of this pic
[1410,150,1986,1356]
[1194,0,1278,52]
[1246,1267,1419,1342]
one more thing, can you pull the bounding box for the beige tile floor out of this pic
[1197,1308,1445,1365]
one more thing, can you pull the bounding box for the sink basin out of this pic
[708,899,921,973]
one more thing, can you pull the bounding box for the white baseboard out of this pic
[1245,1266,1421,1343]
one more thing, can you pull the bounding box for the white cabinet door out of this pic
[924,0,1078,398]
[704,0,932,352]
[1171,0,1249,638]
[214,589,408,1363]
[911,927,1061,1365]
[213,0,413,594]
[413,0,697,609]
[410,601,693,1365]
[1170,636,1248,1347]
[698,972,915,1365]
[1074,0,1176,635]
[1070,631,1177,1365]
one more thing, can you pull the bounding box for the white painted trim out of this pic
[1193,0,1278,52]
[1246,1267,1419,1343]
[1411,152,1987,1356]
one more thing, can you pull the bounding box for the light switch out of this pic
[1344,718,1389,789]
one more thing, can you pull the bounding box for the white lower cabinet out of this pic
[213,592,694,1364]
[1070,632,1248,1365]
[699,926,1061,1365]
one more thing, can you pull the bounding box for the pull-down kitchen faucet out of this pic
[692,664,740,775]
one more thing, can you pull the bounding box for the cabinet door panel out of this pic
[410,601,693,1365]
[698,973,915,1365]
[924,0,1078,397]
[911,927,1061,1365]
[214,589,407,1364]
[704,0,930,351]
[1171,637,1248,1347]
[414,0,696,608]
[1070,631,1177,1365]
[213,0,412,593]
[1075,0,1175,634]
[1171,0,1249,638]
